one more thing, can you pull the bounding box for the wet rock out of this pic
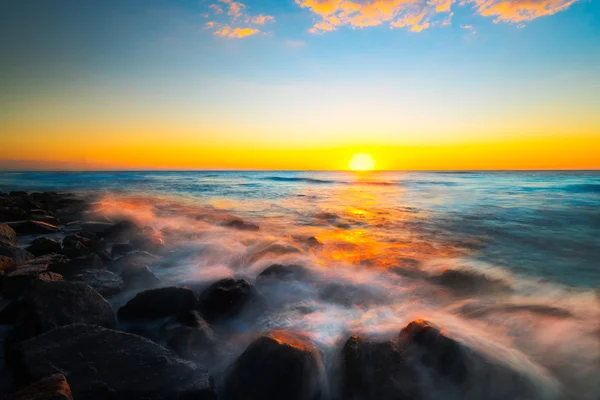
[9,324,217,400]
[118,287,199,322]
[1,264,63,299]
[0,223,17,245]
[257,264,311,283]
[0,207,27,222]
[5,374,72,400]
[107,251,160,274]
[48,254,103,278]
[222,219,259,231]
[79,221,113,234]
[17,280,116,337]
[71,269,124,297]
[26,238,62,256]
[0,255,16,275]
[94,249,113,263]
[429,269,511,296]
[223,331,325,400]
[250,244,301,263]
[60,240,91,258]
[111,242,133,255]
[0,244,34,264]
[162,311,215,361]
[104,220,142,242]
[340,335,421,400]
[9,191,28,198]
[198,278,266,323]
[121,264,161,290]
[319,282,388,307]
[306,236,323,248]
[9,221,61,235]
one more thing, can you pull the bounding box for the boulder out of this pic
[5,374,72,400]
[118,287,199,321]
[79,221,113,233]
[60,241,91,258]
[17,280,116,337]
[429,269,510,296]
[111,242,134,255]
[9,221,60,235]
[340,335,421,400]
[121,264,161,290]
[1,265,63,299]
[71,269,124,297]
[108,251,160,274]
[48,254,103,278]
[0,207,27,222]
[222,219,259,231]
[319,282,388,307]
[162,311,215,361]
[25,238,62,256]
[0,223,17,245]
[223,331,325,400]
[257,264,311,283]
[9,324,217,400]
[198,278,266,323]
[0,244,34,264]
[0,300,23,325]
[306,236,323,248]
[103,220,142,242]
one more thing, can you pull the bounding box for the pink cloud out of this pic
[206,0,275,39]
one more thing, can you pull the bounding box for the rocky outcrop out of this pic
[223,331,326,400]
[9,324,217,400]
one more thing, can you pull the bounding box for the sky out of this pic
[0,0,599,170]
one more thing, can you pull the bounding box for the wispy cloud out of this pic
[296,0,579,33]
[205,0,275,39]
[460,24,476,34]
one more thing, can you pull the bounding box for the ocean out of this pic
[1,170,599,399]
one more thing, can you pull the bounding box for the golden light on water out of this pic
[349,153,376,171]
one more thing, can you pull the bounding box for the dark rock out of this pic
[198,278,266,323]
[27,208,56,217]
[257,264,311,283]
[429,269,511,296]
[250,244,301,264]
[0,300,22,325]
[9,191,27,198]
[319,282,387,307]
[0,207,27,222]
[17,280,116,337]
[48,254,102,278]
[9,221,60,235]
[71,269,124,297]
[340,335,421,400]
[1,264,63,299]
[0,244,34,264]
[0,255,16,275]
[9,324,217,399]
[111,242,133,255]
[306,236,323,247]
[121,264,161,290]
[60,240,91,258]
[79,221,113,234]
[222,219,259,231]
[104,220,142,242]
[0,223,17,245]
[162,312,215,361]
[118,287,199,321]
[5,373,72,400]
[107,251,159,274]
[223,331,325,400]
[94,249,113,263]
[26,238,62,256]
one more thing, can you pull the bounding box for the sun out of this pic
[348,153,376,171]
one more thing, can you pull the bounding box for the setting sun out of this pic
[349,153,376,171]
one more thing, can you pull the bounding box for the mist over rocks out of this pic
[9,324,217,400]
[118,286,199,321]
[198,278,267,324]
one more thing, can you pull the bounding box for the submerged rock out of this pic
[5,374,72,400]
[429,269,511,296]
[9,324,217,400]
[222,219,259,231]
[257,264,311,283]
[223,330,326,400]
[17,280,116,337]
[198,278,266,323]
[25,237,62,256]
[118,287,199,321]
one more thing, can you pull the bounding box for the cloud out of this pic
[286,39,307,47]
[206,0,275,39]
[214,26,260,38]
[296,0,579,33]
[460,23,476,33]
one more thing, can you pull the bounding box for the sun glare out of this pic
[349,153,376,171]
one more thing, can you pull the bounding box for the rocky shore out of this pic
[0,191,552,399]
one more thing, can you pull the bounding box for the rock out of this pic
[118,287,199,322]
[222,219,259,231]
[306,236,323,248]
[60,241,91,258]
[429,269,511,296]
[107,251,160,274]
[249,244,301,264]
[16,280,116,338]
[9,191,28,198]
[1,264,63,299]
[0,207,27,222]
[198,278,266,323]
[223,330,325,400]
[9,221,60,235]
[94,249,113,263]
[25,238,62,256]
[0,300,22,325]
[0,244,34,264]
[0,223,17,245]
[121,264,161,290]
[257,264,311,283]
[79,221,113,233]
[71,269,124,297]
[319,282,387,307]
[340,335,421,400]
[5,374,72,400]
[111,242,133,255]
[130,226,165,253]
[103,220,142,242]
[0,255,16,275]
[162,312,215,361]
[48,254,102,278]
[9,324,217,399]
